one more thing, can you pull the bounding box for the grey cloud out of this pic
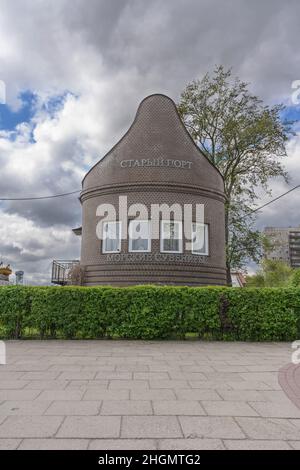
[58,0,300,101]
[256,190,300,230]
[3,197,81,227]
[1,0,300,281]
[0,242,22,258]
[1,0,299,103]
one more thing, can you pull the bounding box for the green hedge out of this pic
[0,285,299,340]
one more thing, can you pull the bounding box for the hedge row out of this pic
[0,285,299,341]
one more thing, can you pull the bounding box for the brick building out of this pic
[53,94,227,286]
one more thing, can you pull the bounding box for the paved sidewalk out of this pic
[0,340,299,450]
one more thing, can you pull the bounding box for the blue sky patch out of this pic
[280,105,300,123]
[0,90,37,131]
[0,90,74,133]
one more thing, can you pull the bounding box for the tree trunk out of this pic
[226,261,232,286]
[224,204,232,286]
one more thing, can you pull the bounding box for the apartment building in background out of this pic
[264,226,300,268]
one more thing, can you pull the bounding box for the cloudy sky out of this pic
[0,0,300,284]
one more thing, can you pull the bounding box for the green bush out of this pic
[291,269,300,287]
[30,286,84,339]
[224,288,300,341]
[0,286,32,338]
[0,285,299,340]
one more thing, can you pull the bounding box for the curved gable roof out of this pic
[82,94,224,193]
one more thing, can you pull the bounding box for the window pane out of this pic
[103,222,121,252]
[164,238,179,252]
[192,223,208,255]
[161,221,182,253]
[129,221,150,252]
[132,238,148,251]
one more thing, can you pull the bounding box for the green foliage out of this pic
[0,285,299,341]
[246,259,294,287]
[30,286,84,339]
[0,286,32,338]
[245,273,265,287]
[224,288,299,340]
[263,259,293,287]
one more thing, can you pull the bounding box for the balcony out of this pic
[51,260,80,285]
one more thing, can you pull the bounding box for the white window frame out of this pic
[192,222,209,256]
[160,220,183,254]
[102,221,122,254]
[128,220,151,253]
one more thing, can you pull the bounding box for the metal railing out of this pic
[51,260,80,285]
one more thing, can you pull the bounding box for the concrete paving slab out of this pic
[249,401,300,418]
[45,401,101,416]
[36,390,84,401]
[201,400,259,417]
[57,416,121,438]
[175,389,222,401]
[179,416,246,439]
[0,439,22,450]
[130,389,177,401]
[224,439,291,450]
[83,389,130,400]
[19,438,89,450]
[236,417,300,440]
[0,400,51,416]
[122,416,182,438]
[89,439,157,450]
[101,400,152,415]
[153,400,206,415]
[0,416,63,438]
[158,438,225,450]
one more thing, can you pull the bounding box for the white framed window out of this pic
[192,223,209,256]
[102,221,122,253]
[160,220,183,253]
[129,220,151,252]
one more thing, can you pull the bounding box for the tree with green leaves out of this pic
[246,259,294,287]
[178,66,293,284]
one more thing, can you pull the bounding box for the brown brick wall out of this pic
[79,94,227,286]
